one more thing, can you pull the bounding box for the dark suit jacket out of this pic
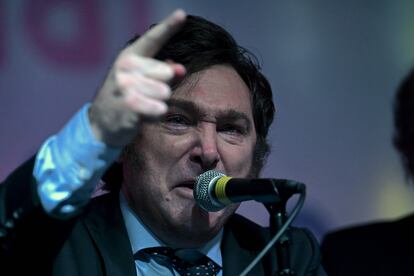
[0,158,325,275]
[321,215,414,276]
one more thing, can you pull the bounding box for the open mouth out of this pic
[176,180,196,190]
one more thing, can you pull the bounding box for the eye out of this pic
[163,114,193,129]
[218,124,246,136]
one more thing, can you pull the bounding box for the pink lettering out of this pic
[24,0,104,68]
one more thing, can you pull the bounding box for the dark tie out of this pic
[134,246,222,276]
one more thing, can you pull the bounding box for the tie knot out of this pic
[135,246,221,275]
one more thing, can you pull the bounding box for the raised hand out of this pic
[89,9,186,147]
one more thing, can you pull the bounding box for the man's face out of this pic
[121,65,257,247]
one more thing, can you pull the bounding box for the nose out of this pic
[190,123,220,170]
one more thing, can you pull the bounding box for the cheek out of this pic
[159,134,197,159]
[220,143,255,176]
[139,131,180,165]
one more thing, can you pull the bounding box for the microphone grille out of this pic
[194,170,225,212]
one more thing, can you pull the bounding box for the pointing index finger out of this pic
[129,9,186,57]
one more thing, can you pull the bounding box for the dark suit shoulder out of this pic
[225,213,268,250]
[321,214,414,276]
[322,214,414,251]
[0,157,81,275]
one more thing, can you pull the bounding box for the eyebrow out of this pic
[167,99,252,131]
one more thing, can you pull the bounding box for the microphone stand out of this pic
[237,178,306,276]
[265,200,295,276]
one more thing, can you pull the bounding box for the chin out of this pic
[160,202,239,247]
[186,205,238,243]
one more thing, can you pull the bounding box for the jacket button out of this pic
[12,208,23,220]
[4,219,14,229]
[0,227,7,237]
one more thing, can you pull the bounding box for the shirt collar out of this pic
[119,192,223,266]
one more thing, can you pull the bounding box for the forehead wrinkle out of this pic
[167,99,202,117]
[167,98,252,130]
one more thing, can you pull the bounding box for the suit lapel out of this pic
[81,196,278,276]
[222,225,265,275]
[83,192,136,276]
[221,215,277,276]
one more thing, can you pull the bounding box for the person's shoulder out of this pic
[322,213,414,244]
[224,214,268,250]
[321,212,414,261]
[226,213,265,232]
[79,191,121,226]
[86,191,120,214]
[321,214,414,275]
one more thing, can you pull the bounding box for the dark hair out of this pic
[393,68,414,183]
[103,15,275,190]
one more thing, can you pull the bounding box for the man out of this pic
[321,68,414,275]
[0,10,325,275]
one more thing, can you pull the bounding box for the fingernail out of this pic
[173,9,186,20]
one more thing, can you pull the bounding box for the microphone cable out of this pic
[239,187,306,276]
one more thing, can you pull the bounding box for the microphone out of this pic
[194,170,305,212]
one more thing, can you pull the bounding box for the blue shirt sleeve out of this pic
[33,103,121,218]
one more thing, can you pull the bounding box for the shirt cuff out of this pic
[34,103,121,218]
